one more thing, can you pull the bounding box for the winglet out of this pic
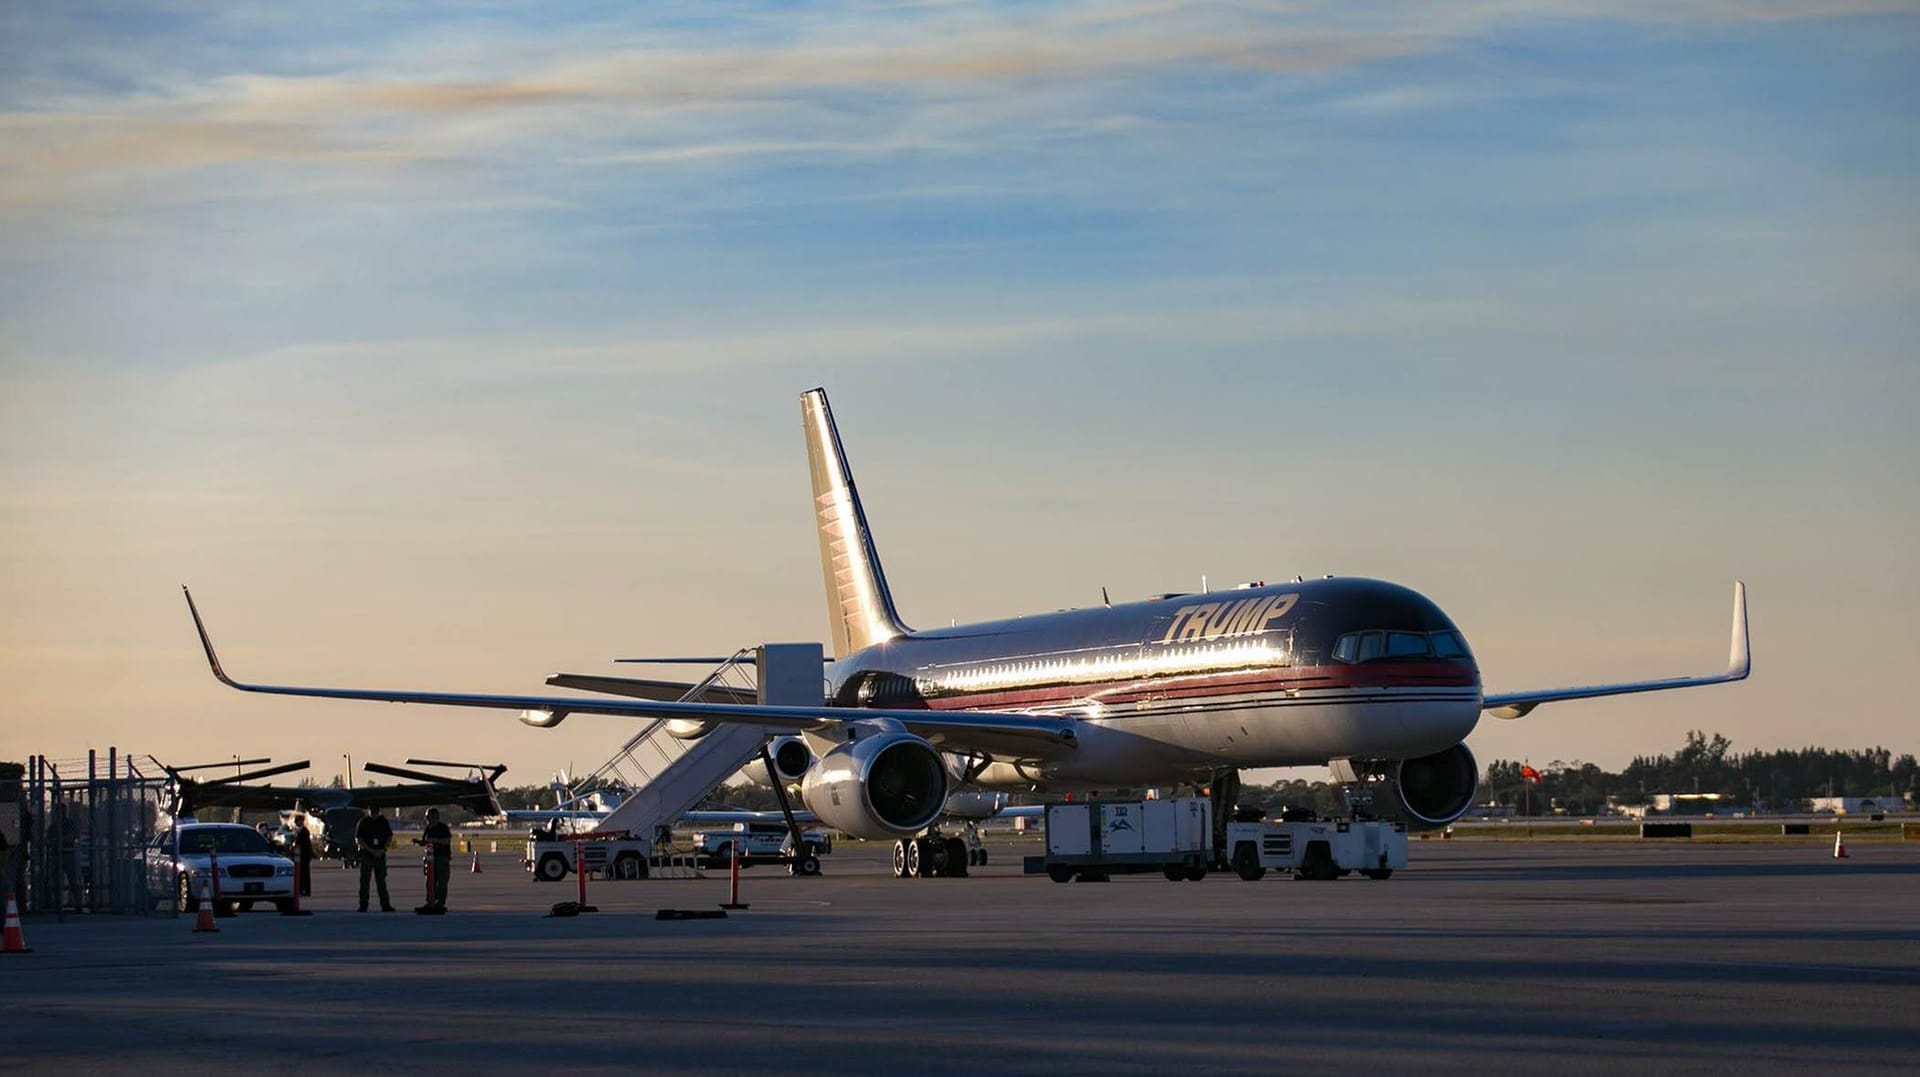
[182,586,236,688]
[1727,580,1750,680]
[1482,580,1751,719]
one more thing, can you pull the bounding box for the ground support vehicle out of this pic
[1223,817,1407,881]
[1026,799,1214,883]
[691,822,830,876]
[525,832,652,882]
[145,821,298,914]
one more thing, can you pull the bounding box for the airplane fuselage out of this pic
[825,577,1482,789]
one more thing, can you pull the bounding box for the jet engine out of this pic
[799,731,948,839]
[1390,742,1478,828]
[768,735,814,784]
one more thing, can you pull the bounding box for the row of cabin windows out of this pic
[1330,629,1472,664]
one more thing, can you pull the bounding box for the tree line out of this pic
[1483,730,1917,815]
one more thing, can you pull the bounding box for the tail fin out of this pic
[802,388,909,656]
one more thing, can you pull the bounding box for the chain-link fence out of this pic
[8,750,171,918]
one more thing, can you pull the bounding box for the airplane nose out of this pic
[1401,696,1481,754]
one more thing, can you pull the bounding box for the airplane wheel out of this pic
[915,838,945,878]
[790,853,822,877]
[891,840,910,878]
[943,838,969,877]
[905,839,924,878]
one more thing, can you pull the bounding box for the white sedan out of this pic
[146,822,297,914]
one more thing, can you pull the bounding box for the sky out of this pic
[2,2,1916,789]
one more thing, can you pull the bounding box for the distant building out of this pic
[1629,792,1737,817]
[1809,796,1905,816]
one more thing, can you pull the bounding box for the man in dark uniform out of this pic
[414,808,453,912]
[354,804,394,912]
[291,813,315,898]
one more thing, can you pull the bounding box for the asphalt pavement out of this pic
[9,838,1918,1074]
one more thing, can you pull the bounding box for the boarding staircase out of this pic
[584,644,824,842]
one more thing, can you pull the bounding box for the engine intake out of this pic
[1391,742,1478,829]
[800,732,948,839]
[768,736,813,784]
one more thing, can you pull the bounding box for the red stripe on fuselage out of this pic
[919,661,1479,712]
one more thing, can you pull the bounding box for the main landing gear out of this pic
[890,833,974,879]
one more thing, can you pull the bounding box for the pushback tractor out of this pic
[1027,799,1407,883]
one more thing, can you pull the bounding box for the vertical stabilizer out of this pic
[802,388,908,656]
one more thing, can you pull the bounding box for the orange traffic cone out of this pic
[1833,831,1849,859]
[191,873,219,934]
[470,851,483,874]
[3,894,30,954]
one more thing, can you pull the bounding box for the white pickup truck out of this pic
[1223,815,1408,880]
[691,821,831,874]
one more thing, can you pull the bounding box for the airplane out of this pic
[497,771,633,835]
[163,757,505,865]
[182,386,1750,874]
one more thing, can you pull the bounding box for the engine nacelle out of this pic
[799,731,948,839]
[666,719,715,740]
[939,791,1008,820]
[768,736,814,784]
[1390,742,1478,829]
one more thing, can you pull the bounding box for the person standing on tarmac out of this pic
[415,808,453,912]
[291,814,315,899]
[355,804,395,912]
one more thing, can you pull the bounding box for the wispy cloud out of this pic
[7,1,1903,213]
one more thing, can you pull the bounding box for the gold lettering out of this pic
[1159,605,1201,644]
[1258,594,1298,630]
[1226,595,1275,637]
[1177,603,1219,642]
[1203,600,1245,639]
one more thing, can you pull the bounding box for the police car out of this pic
[146,822,298,914]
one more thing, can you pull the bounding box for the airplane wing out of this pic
[680,809,821,826]
[1481,582,1750,719]
[184,588,1078,754]
[545,673,756,706]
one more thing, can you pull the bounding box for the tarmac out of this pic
[8,838,1918,1075]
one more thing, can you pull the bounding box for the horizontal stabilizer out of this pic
[547,673,755,706]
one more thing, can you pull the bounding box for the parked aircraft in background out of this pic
[163,757,504,865]
[183,387,1749,860]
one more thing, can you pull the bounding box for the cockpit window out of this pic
[1386,632,1430,658]
[1431,631,1469,659]
[1331,629,1472,664]
[1354,632,1383,663]
[1332,634,1357,663]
